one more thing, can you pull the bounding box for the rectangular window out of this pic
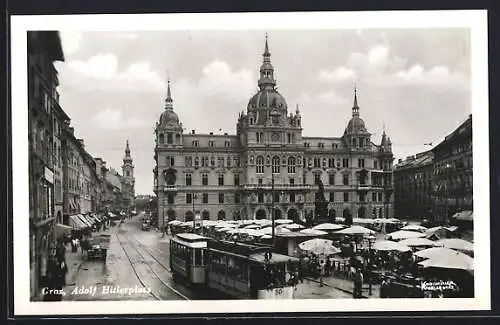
[372,192,377,202]
[168,194,174,204]
[343,174,349,185]
[186,193,192,204]
[258,193,264,203]
[218,174,224,186]
[185,174,192,186]
[374,160,378,169]
[234,193,241,203]
[342,158,349,168]
[329,174,335,185]
[290,193,295,203]
[203,193,208,204]
[329,192,335,202]
[167,133,173,144]
[289,177,294,185]
[344,192,349,202]
[202,174,208,186]
[273,192,280,203]
[359,193,366,202]
[234,174,240,186]
[258,178,263,185]
[314,174,321,185]
[358,158,365,168]
[314,158,320,168]
[219,193,224,204]
[378,192,383,201]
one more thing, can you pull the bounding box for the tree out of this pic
[314,180,328,226]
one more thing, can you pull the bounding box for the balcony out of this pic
[241,183,313,191]
[152,185,178,192]
[357,184,371,191]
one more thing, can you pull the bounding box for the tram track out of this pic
[115,230,190,301]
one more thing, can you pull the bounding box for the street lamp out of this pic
[192,192,197,229]
[366,234,376,296]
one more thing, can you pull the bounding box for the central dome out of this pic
[247,88,287,111]
[159,109,179,126]
[346,116,367,134]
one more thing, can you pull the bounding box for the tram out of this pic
[169,233,208,284]
[169,233,300,299]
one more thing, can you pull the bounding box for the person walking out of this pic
[353,268,364,299]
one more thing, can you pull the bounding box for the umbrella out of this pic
[399,237,439,247]
[259,226,291,235]
[299,228,328,236]
[312,223,345,231]
[255,219,273,226]
[414,247,461,259]
[243,229,263,237]
[167,220,182,225]
[274,219,294,224]
[401,225,428,232]
[436,238,474,254]
[243,224,261,229]
[298,238,340,256]
[336,225,375,235]
[386,230,426,241]
[283,223,305,230]
[353,218,376,224]
[373,240,411,252]
[417,249,474,271]
[261,235,272,239]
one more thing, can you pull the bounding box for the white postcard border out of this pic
[12,10,490,315]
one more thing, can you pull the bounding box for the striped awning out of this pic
[76,214,92,228]
[69,215,87,229]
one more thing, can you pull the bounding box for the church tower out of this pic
[122,140,135,210]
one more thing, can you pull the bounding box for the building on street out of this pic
[153,37,395,230]
[431,114,473,223]
[394,150,434,220]
[28,31,65,299]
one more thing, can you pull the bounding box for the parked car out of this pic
[142,220,151,231]
[87,233,111,262]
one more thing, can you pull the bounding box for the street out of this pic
[62,212,352,300]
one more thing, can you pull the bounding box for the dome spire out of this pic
[352,83,360,117]
[123,139,132,163]
[165,75,174,110]
[258,33,276,89]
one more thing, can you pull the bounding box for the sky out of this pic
[54,29,471,195]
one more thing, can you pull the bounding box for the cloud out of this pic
[198,61,255,102]
[318,67,356,82]
[60,31,82,57]
[318,43,467,90]
[62,53,164,92]
[92,108,148,130]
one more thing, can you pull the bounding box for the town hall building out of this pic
[153,37,394,230]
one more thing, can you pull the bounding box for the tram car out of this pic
[169,233,300,299]
[169,233,208,284]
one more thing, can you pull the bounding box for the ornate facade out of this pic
[153,37,395,230]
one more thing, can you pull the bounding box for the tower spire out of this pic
[258,33,276,89]
[165,75,174,110]
[352,83,360,117]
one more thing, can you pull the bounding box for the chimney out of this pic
[191,130,195,134]
[224,133,228,135]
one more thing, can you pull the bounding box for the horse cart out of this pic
[87,233,111,262]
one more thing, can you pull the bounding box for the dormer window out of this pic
[209,140,214,147]
[167,133,173,144]
[225,140,231,147]
[192,140,199,147]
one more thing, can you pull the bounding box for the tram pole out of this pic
[271,174,275,248]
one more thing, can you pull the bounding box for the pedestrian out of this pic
[353,268,364,299]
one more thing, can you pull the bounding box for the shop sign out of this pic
[44,167,54,184]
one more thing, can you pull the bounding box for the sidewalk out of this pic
[305,275,381,299]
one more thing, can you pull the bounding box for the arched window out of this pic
[288,157,296,174]
[167,133,173,144]
[159,133,165,144]
[272,156,280,174]
[256,156,264,174]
